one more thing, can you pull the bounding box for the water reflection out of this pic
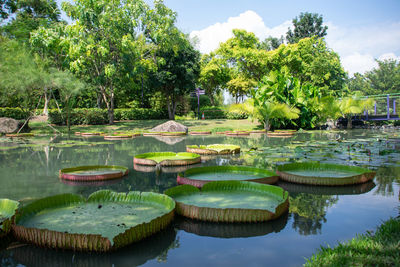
[175,212,288,238]
[277,181,376,195]
[289,193,338,236]
[1,226,178,267]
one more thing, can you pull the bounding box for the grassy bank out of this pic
[29,119,263,135]
[304,217,400,266]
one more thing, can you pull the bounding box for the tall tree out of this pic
[150,34,200,120]
[366,59,400,95]
[286,12,327,44]
[1,0,61,43]
[59,0,178,124]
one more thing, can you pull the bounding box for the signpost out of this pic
[191,88,205,119]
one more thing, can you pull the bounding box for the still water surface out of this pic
[0,129,399,267]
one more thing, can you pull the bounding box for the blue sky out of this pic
[58,0,400,76]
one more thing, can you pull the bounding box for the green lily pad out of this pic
[276,162,376,185]
[59,165,129,181]
[177,166,279,188]
[165,181,289,222]
[186,144,240,155]
[12,190,175,251]
[0,199,19,236]
[133,152,201,166]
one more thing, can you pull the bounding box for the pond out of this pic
[0,129,399,267]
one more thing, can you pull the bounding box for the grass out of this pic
[304,216,400,267]
[28,119,262,135]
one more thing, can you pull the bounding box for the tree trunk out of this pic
[97,93,103,109]
[347,115,352,129]
[264,119,270,132]
[167,95,177,120]
[43,88,50,115]
[108,88,115,125]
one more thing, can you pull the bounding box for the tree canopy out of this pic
[286,12,328,44]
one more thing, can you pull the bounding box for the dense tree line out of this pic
[1,3,396,128]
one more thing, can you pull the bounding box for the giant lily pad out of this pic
[189,131,211,135]
[276,162,376,185]
[186,144,240,155]
[177,166,279,188]
[0,199,19,236]
[133,152,201,166]
[165,181,289,222]
[59,165,129,181]
[12,190,175,251]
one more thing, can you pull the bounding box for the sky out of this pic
[58,0,400,76]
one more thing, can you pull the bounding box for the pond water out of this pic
[0,129,399,267]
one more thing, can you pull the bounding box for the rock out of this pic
[0,117,30,134]
[151,120,188,133]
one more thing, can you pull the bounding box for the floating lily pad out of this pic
[134,152,201,166]
[133,163,201,173]
[177,166,279,188]
[160,132,186,136]
[226,131,250,136]
[276,162,376,185]
[59,165,129,181]
[277,180,376,195]
[143,132,162,136]
[104,133,138,140]
[12,190,175,251]
[5,133,34,138]
[0,199,19,236]
[165,181,289,222]
[267,131,295,137]
[249,130,266,134]
[80,132,104,136]
[189,131,211,135]
[186,144,240,155]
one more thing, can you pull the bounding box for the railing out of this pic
[359,93,400,121]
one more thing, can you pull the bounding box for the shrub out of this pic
[49,108,168,125]
[226,103,249,119]
[200,106,227,119]
[0,107,30,120]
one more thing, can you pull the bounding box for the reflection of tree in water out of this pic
[373,167,400,197]
[290,193,338,235]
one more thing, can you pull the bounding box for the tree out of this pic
[269,37,347,95]
[215,29,269,101]
[366,59,400,95]
[286,12,328,44]
[0,0,16,19]
[198,53,229,106]
[339,93,374,129]
[150,34,200,120]
[1,0,61,43]
[259,36,284,51]
[58,0,178,124]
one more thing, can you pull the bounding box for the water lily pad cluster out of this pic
[186,144,240,155]
[133,152,201,166]
[59,165,129,182]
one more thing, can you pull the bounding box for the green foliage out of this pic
[339,93,374,128]
[349,59,400,95]
[1,0,61,43]
[286,12,328,44]
[200,106,226,119]
[48,108,108,125]
[226,103,249,119]
[0,107,30,119]
[259,36,284,51]
[49,108,168,125]
[305,217,400,266]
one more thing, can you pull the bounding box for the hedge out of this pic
[200,106,227,119]
[0,107,30,120]
[49,108,168,125]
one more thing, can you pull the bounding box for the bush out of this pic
[200,106,226,119]
[114,108,168,120]
[49,108,168,125]
[226,103,249,119]
[49,108,108,125]
[0,107,30,120]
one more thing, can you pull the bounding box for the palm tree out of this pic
[339,93,374,129]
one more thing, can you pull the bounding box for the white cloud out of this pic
[341,53,377,76]
[191,11,400,75]
[190,10,290,54]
